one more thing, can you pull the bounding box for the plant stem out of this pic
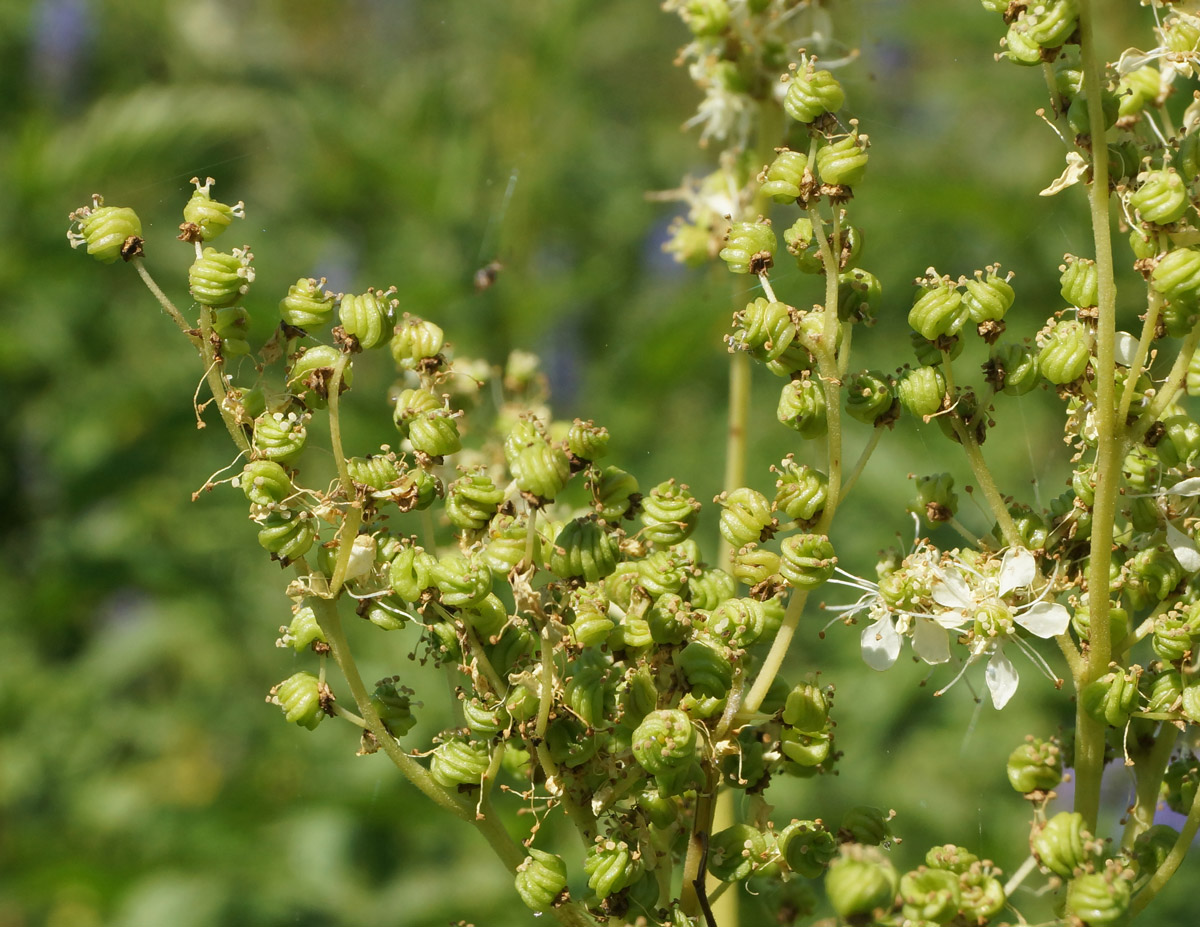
[1121,723,1178,852]
[198,306,253,455]
[132,257,201,343]
[1130,772,1200,916]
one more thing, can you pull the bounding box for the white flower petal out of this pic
[1168,522,1200,573]
[932,568,972,609]
[861,614,901,671]
[998,547,1036,597]
[932,608,970,630]
[985,647,1019,709]
[1016,601,1071,638]
[1040,152,1088,196]
[1168,476,1200,497]
[912,618,950,665]
[1113,332,1140,367]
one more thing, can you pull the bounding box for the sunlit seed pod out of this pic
[182,177,243,242]
[1023,0,1079,48]
[445,470,505,531]
[1182,681,1200,724]
[840,806,892,846]
[636,549,687,599]
[1145,668,1183,714]
[189,246,254,307]
[688,567,737,610]
[824,849,900,920]
[256,511,316,562]
[1002,19,1045,66]
[719,219,776,275]
[345,454,398,491]
[631,708,697,776]
[286,344,350,410]
[707,824,770,882]
[1080,667,1141,727]
[910,472,957,523]
[909,276,965,340]
[1132,825,1178,894]
[461,592,508,639]
[1123,547,1185,610]
[515,849,569,914]
[279,605,326,652]
[720,729,766,790]
[68,197,144,263]
[1064,872,1131,927]
[1038,320,1092,384]
[563,651,615,729]
[510,438,571,501]
[429,738,490,788]
[760,148,809,202]
[611,603,654,653]
[398,467,442,511]
[718,487,774,548]
[278,277,335,329]
[407,410,462,459]
[271,671,325,730]
[482,516,534,577]
[987,342,1040,396]
[1117,64,1161,117]
[593,465,640,521]
[843,370,895,425]
[569,585,615,647]
[779,820,838,879]
[899,867,961,924]
[1129,169,1189,226]
[777,377,828,438]
[779,534,836,590]
[390,314,446,368]
[783,63,845,123]
[782,683,829,733]
[1152,247,1200,303]
[1161,296,1199,337]
[504,678,541,722]
[958,870,1006,921]
[678,689,727,722]
[815,129,869,187]
[566,418,609,462]
[619,663,659,726]
[584,839,643,899]
[239,460,293,507]
[1006,737,1063,793]
[462,696,509,737]
[733,297,797,362]
[731,544,781,587]
[678,637,734,698]
[1152,614,1196,663]
[1032,811,1093,877]
[704,597,764,649]
[640,480,701,546]
[781,727,832,768]
[962,266,1015,322]
[925,844,979,874]
[549,517,620,582]
[1123,441,1159,493]
[489,623,537,675]
[432,555,492,608]
[339,288,396,350]
[783,217,824,274]
[837,268,882,323]
[389,544,437,602]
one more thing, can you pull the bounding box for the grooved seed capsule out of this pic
[445,471,505,531]
[963,266,1015,322]
[593,465,640,521]
[1079,666,1141,727]
[899,868,961,924]
[779,820,837,878]
[509,437,570,501]
[271,671,325,729]
[181,177,243,242]
[389,544,437,602]
[252,411,308,462]
[67,196,143,263]
[678,636,734,698]
[824,849,900,920]
[760,148,810,202]
[1006,738,1063,793]
[278,605,325,652]
[1032,811,1092,877]
[256,511,316,562]
[774,460,828,521]
[1023,0,1079,49]
[987,342,1040,396]
[286,344,351,410]
[632,708,697,776]
[429,738,491,788]
[347,454,399,491]
[1129,168,1189,226]
[239,460,294,507]
[515,849,569,913]
[640,480,701,546]
[1152,247,1200,303]
[549,517,620,582]
[567,418,609,461]
[279,277,335,328]
[584,839,642,899]
[339,288,396,350]
[432,554,492,608]
[189,246,254,307]
[837,268,882,322]
[1038,320,1092,384]
[211,306,251,355]
[718,487,775,547]
[732,297,797,362]
[844,370,896,425]
[779,534,836,590]
[909,274,965,340]
[707,824,771,881]
[777,378,828,437]
[719,220,776,275]
[391,314,446,368]
[783,63,845,123]
[1060,255,1098,308]
[1064,872,1131,927]
[896,365,947,418]
[815,129,869,187]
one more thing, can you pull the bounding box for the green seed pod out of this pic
[369,678,417,736]
[705,597,765,648]
[181,177,243,242]
[1152,247,1200,303]
[611,602,653,652]
[900,867,961,924]
[567,418,609,462]
[1033,811,1093,877]
[461,694,509,735]
[962,265,1015,323]
[593,465,640,521]
[278,277,335,329]
[783,63,844,123]
[779,534,836,590]
[733,297,797,362]
[909,472,958,523]
[279,604,326,652]
[987,341,1041,396]
[507,434,571,502]
[546,716,600,768]
[678,636,734,698]
[515,849,569,913]
[483,515,535,576]
[390,314,446,368]
[1002,19,1044,65]
[389,544,437,602]
[910,329,963,368]
[1188,350,1200,397]
[925,845,979,874]
[392,387,443,438]
[286,344,350,410]
[632,708,697,777]
[1164,755,1200,814]
[429,738,490,788]
[1132,825,1178,893]
[838,268,882,323]
[1023,0,1079,48]
[1181,129,1200,185]
[1146,668,1183,714]
[619,663,659,727]
[550,517,620,582]
[689,567,737,610]
[257,511,316,562]
[569,586,616,648]
[445,470,505,532]
[641,480,701,546]
[207,307,250,358]
[1067,90,1120,136]
[731,543,781,587]
[958,870,1006,921]
[783,217,824,274]
[909,274,965,340]
[780,726,832,767]
[897,365,947,418]
[774,460,828,522]
[1124,547,1185,609]
[637,785,678,830]
[584,838,643,899]
[815,129,869,187]
[719,219,776,275]
[1122,444,1160,492]
[1038,319,1092,384]
[68,197,143,263]
[239,460,294,507]
[1182,681,1200,724]
[1080,666,1141,727]
[1162,296,1200,337]
[1152,614,1197,663]
[1129,169,1189,226]
[339,288,396,350]
[825,848,900,920]
[359,592,409,631]
[1162,413,1200,468]
[761,148,810,202]
[432,554,492,608]
[461,591,508,639]
[407,410,462,459]
[708,824,771,882]
[189,246,254,307]
[504,677,540,721]
[1117,65,1160,117]
[840,806,892,846]
[844,370,896,425]
[1064,872,1131,927]
[777,377,828,437]
[563,651,614,729]
[1006,737,1063,793]
[780,820,838,878]
[271,671,325,730]
[783,682,829,732]
[636,550,687,599]
[718,487,775,548]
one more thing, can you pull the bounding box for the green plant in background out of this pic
[60,1,1200,925]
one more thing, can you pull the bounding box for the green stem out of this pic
[951,418,1020,548]
[132,257,201,343]
[839,424,883,500]
[1130,772,1200,917]
[721,349,752,569]
[198,306,253,456]
[1121,724,1178,852]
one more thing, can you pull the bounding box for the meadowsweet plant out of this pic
[67,1,1200,924]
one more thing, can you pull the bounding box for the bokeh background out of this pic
[2,1,1194,925]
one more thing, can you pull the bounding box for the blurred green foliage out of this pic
[2,1,1195,925]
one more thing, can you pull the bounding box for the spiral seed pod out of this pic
[1038,319,1092,384]
[1064,872,1131,927]
[909,329,962,368]
[632,708,697,777]
[181,177,243,242]
[391,314,446,368]
[707,824,771,882]
[392,387,441,438]
[286,344,350,410]
[569,586,616,647]
[1124,547,1185,610]
[567,418,609,462]
[1002,19,1044,65]
[824,848,900,920]
[484,515,535,576]
[445,470,505,532]
[1054,257,1098,312]
[257,511,316,562]
[815,129,869,187]
[962,265,1015,323]
[780,820,838,879]
[593,465,640,521]
[1164,756,1200,814]
[462,696,509,736]
[346,454,398,491]
[546,717,599,769]
[641,480,701,546]
[1033,811,1093,877]
[515,849,569,913]
[733,297,797,362]
[760,148,810,202]
[1129,168,1189,226]
[1132,825,1178,893]
[432,554,492,608]
[958,869,1006,921]
[563,651,614,729]
[678,637,734,698]
[842,370,895,425]
[278,277,335,329]
[508,435,571,502]
[461,592,508,639]
[363,679,415,737]
[1023,0,1079,48]
[549,517,620,582]
[1152,247,1200,304]
[67,197,143,263]
[705,597,765,648]
[1182,681,1200,724]
[1006,737,1063,793]
[189,246,254,307]
[718,487,775,547]
[429,738,490,788]
[1080,666,1142,727]
[783,63,845,123]
[783,217,824,274]
[1146,668,1183,714]
[783,683,830,733]
[837,268,882,322]
[925,845,978,874]
[1162,413,1200,467]
[899,867,961,924]
[780,534,837,590]
[271,671,325,730]
[359,592,408,631]
[719,220,776,275]
[339,288,396,350]
[909,274,965,341]
[773,461,828,522]
[584,839,643,899]
[408,410,462,459]
[612,600,653,652]
[632,550,683,600]
[910,472,957,523]
[987,342,1040,396]
[840,806,892,846]
[897,365,947,418]
[619,663,660,727]
[688,567,737,610]
[389,544,436,602]
[636,786,678,829]
[279,605,326,652]
[239,460,294,507]
[1152,613,1198,663]
[731,543,780,587]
